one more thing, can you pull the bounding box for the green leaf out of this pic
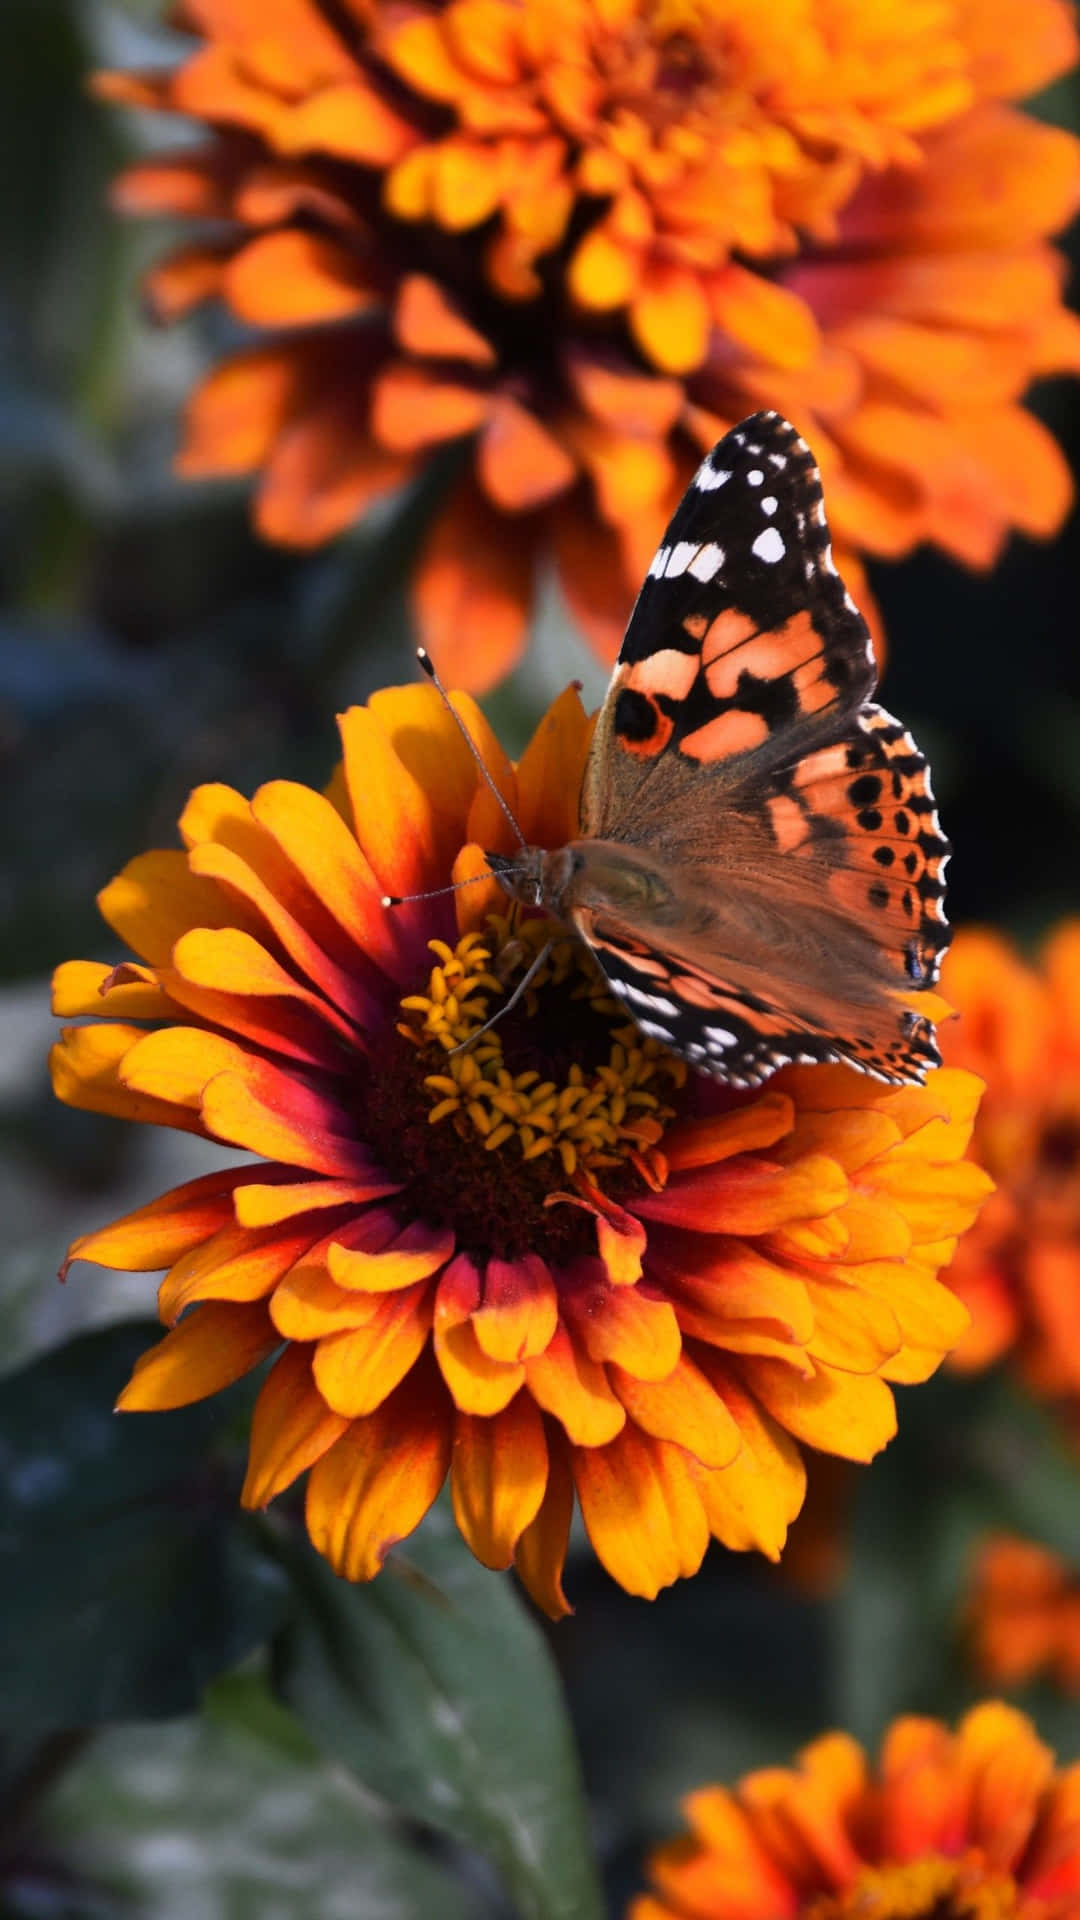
[272,1502,604,1920]
[0,1322,288,1733]
[45,1678,481,1920]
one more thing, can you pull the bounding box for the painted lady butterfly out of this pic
[488,410,950,1088]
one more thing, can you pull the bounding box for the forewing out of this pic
[582,410,876,838]
[573,411,949,1086]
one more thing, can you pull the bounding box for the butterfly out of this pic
[485,410,949,1088]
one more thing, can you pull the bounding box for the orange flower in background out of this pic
[940,925,1080,1399]
[631,1701,1080,1920]
[967,1536,1080,1694]
[51,684,988,1612]
[98,0,1080,688]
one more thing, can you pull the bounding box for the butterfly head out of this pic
[486,846,587,916]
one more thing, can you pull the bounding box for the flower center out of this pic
[361,917,685,1263]
[805,1856,1021,1920]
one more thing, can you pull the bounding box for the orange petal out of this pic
[337,702,443,899]
[313,1282,433,1415]
[478,398,576,510]
[223,230,381,327]
[117,1303,278,1411]
[739,1356,897,1463]
[412,479,533,695]
[249,778,406,981]
[394,272,496,366]
[305,1358,452,1580]
[241,1344,349,1507]
[200,1063,372,1176]
[451,1393,549,1568]
[513,684,593,850]
[708,263,819,370]
[177,344,311,478]
[563,1268,681,1380]
[611,1353,742,1469]
[524,1321,625,1445]
[664,1093,795,1172]
[59,1167,255,1278]
[143,243,229,323]
[473,1253,559,1361]
[573,1426,709,1599]
[514,1437,575,1619]
[630,261,712,375]
[257,400,412,550]
[328,1219,455,1292]
[98,848,258,966]
[234,1173,400,1228]
[372,361,488,452]
[637,1154,848,1233]
[119,1026,251,1109]
[550,498,636,666]
[564,347,683,435]
[692,1364,807,1560]
[51,1024,206,1137]
[158,1219,326,1324]
[52,958,174,1022]
[278,79,418,165]
[435,1254,526,1414]
[112,151,231,219]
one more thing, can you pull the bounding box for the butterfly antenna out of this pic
[382,872,493,909]
[416,648,528,851]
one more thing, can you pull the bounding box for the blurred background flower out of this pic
[966,1535,1080,1695]
[51,683,989,1612]
[940,924,1080,1414]
[97,0,1080,685]
[631,1701,1080,1920]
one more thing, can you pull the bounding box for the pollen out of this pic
[806,1855,1022,1920]
[398,918,686,1182]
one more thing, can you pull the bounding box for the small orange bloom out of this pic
[98,0,1080,686]
[632,1702,1080,1920]
[940,925,1080,1399]
[967,1536,1080,1695]
[52,685,989,1611]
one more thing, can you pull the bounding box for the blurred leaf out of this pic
[43,1679,481,1920]
[273,1503,604,1920]
[0,1322,287,1734]
[834,1370,1080,1744]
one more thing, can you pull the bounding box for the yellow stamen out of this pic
[806,1855,1022,1920]
[398,918,685,1185]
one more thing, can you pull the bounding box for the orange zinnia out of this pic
[631,1702,1080,1920]
[939,925,1080,1399]
[967,1536,1080,1695]
[99,0,1080,687]
[52,684,989,1612]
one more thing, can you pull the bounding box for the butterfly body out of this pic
[488,410,949,1089]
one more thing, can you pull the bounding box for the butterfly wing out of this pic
[574,411,949,1087]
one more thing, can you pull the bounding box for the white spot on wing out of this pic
[704,1024,738,1047]
[688,542,725,581]
[637,1018,676,1043]
[621,984,680,1017]
[760,496,777,515]
[664,540,699,577]
[746,469,763,485]
[768,452,787,469]
[695,461,732,491]
[648,545,669,578]
[752,527,785,564]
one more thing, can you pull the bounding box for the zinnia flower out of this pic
[98,0,1080,687]
[939,925,1080,1399]
[52,682,989,1613]
[631,1701,1080,1920]
[967,1536,1080,1695]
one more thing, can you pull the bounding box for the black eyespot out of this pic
[857,808,883,832]
[903,851,918,875]
[868,882,889,910]
[894,810,911,835]
[614,688,657,741]
[873,845,894,868]
[848,774,882,805]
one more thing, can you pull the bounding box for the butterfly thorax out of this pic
[486,844,676,926]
